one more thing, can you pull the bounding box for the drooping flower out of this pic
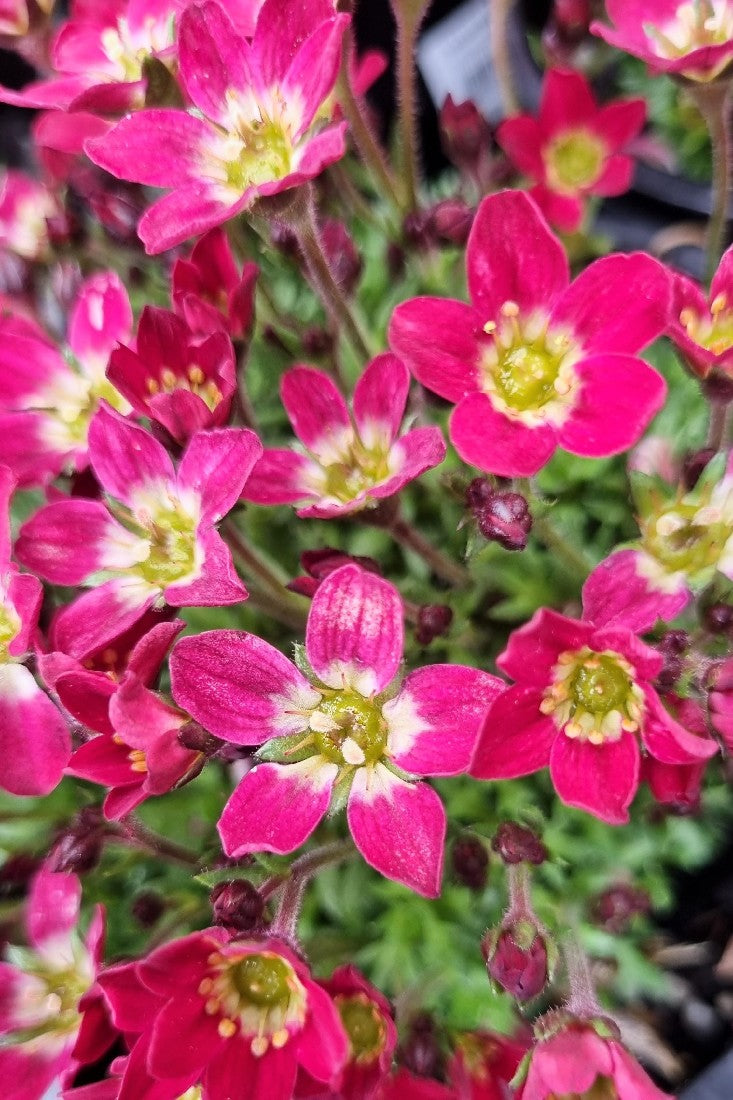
[170,564,504,896]
[470,607,717,824]
[171,226,258,339]
[0,868,108,1100]
[667,242,733,379]
[0,270,132,487]
[98,931,348,1100]
[242,356,446,518]
[107,305,238,445]
[15,403,260,657]
[641,694,714,812]
[0,465,70,796]
[497,68,645,232]
[86,0,350,253]
[591,0,733,83]
[447,1030,528,1100]
[0,169,59,260]
[582,451,733,632]
[389,190,669,477]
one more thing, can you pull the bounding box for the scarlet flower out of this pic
[242,356,446,518]
[668,242,733,379]
[471,607,716,824]
[170,564,504,896]
[497,69,645,232]
[171,226,258,340]
[390,190,669,478]
[591,0,733,83]
[86,0,350,253]
[15,403,261,657]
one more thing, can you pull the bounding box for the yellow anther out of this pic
[711,292,727,314]
[161,368,177,389]
[188,365,205,386]
[198,979,214,996]
[271,1029,289,1049]
[564,721,582,739]
[218,1018,237,1039]
[251,1036,269,1057]
[146,377,160,394]
[500,300,520,318]
[483,320,497,334]
[205,998,220,1015]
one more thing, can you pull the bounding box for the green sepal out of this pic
[380,757,417,783]
[509,1049,533,1090]
[292,643,329,689]
[628,468,670,518]
[194,865,261,890]
[256,733,316,765]
[327,767,356,817]
[143,58,185,108]
[681,449,726,503]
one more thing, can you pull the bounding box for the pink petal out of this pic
[69,272,132,370]
[551,252,670,356]
[607,1041,675,1099]
[28,867,80,952]
[0,335,67,408]
[170,630,318,745]
[388,297,484,401]
[467,190,569,320]
[15,499,128,584]
[347,766,445,897]
[284,15,350,135]
[371,426,446,498]
[148,992,222,1080]
[594,99,646,149]
[549,730,639,824]
[590,624,664,682]
[539,68,597,132]
[148,389,223,443]
[51,578,158,659]
[352,354,409,448]
[280,366,351,456]
[177,428,262,523]
[450,392,558,477]
[126,619,185,683]
[140,930,220,995]
[55,669,116,734]
[531,183,584,233]
[85,110,209,188]
[297,979,349,1083]
[163,527,247,607]
[495,115,544,178]
[96,961,161,1033]
[207,1037,297,1100]
[641,687,719,765]
[0,665,70,796]
[0,465,14,568]
[305,565,403,694]
[385,665,505,776]
[218,759,337,858]
[89,403,175,505]
[67,734,139,789]
[498,608,592,684]
[254,0,337,85]
[559,353,667,459]
[289,122,348,182]
[592,154,634,196]
[470,685,555,779]
[0,1047,71,1100]
[178,1,254,125]
[526,1029,613,1098]
[241,449,316,505]
[711,243,733,303]
[6,573,42,658]
[0,411,66,488]
[582,550,690,632]
[138,186,248,256]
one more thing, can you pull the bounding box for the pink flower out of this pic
[171,564,504,896]
[107,305,238,445]
[0,0,184,112]
[515,1018,673,1099]
[591,0,733,83]
[582,451,733,632]
[288,547,381,598]
[15,403,261,657]
[99,931,348,1100]
[389,190,669,477]
[709,655,733,752]
[0,270,132,487]
[376,1069,456,1099]
[172,226,258,339]
[0,465,70,796]
[668,242,733,378]
[0,0,54,36]
[243,356,446,518]
[497,68,645,232]
[86,0,349,253]
[0,169,58,260]
[470,607,717,824]
[0,868,107,1100]
[447,1030,528,1100]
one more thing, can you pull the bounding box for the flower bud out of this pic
[415,604,453,646]
[592,884,651,932]
[426,199,474,246]
[177,720,222,755]
[451,834,489,891]
[654,630,688,691]
[0,854,38,900]
[492,822,547,866]
[211,879,265,932]
[703,602,733,635]
[439,95,492,176]
[321,219,362,297]
[682,447,716,490]
[50,808,105,875]
[132,891,166,927]
[302,326,333,357]
[399,1013,444,1080]
[483,923,549,1001]
[466,480,532,551]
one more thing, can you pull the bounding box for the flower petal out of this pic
[178,1,253,125]
[582,550,689,632]
[498,608,592,683]
[85,110,209,188]
[15,499,136,584]
[89,403,175,506]
[549,730,639,824]
[450,392,558,477]
[280,366,351,457]
[0,665,70,797]
[51,578,158,659]
[470,685,555,779]
[241,449,317,505]
[641,687,719,764]
[389,297,484,402]
[177,428,262,523]
[352,354,409,448]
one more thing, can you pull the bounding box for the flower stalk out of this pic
[688,79,733,282]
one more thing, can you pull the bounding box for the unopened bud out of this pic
[451,834,489,891]
[177,720,222,755]
[302,326,333,357]
[399,1013,444,1079]
[492,822,547,865]
[439,95,492,175]
[682,447,716,490]
[655,630,688,691]
[321,220,362,297]
[426,199,474,246]
[415,604,453,646]
[50,807,105,875]
[592,884,651,932]
[703,602,733,635]
[0,854,38,899]
[132,891,166,927]
[466,480,532,551]
[483,923,549,1001]
[211,879,265,932]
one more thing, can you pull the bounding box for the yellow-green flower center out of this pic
[134,502,198,588]
[482,302,579,426]
[645,0,733,59]
[42,371,128,453]
[541,647,644,745]
[318,436,393,505]
[310,689,387,766]
[640,494,732,585]
[544,129,605,194]
[679,292,733,356]
[0,602,20,662]
[10,961,90,1046]
[224,113,293,193]
[336,993,386,1063]
[230,954,292,1009]
[550,1077,619,1099]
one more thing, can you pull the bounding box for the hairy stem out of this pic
[389,512,470,587]
[116,816,200,867]
[392,0,430,213]
[489,0,520,115]
[689,80,732,282]
[270,840,355,941]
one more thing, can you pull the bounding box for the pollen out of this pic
[218,1018,237,1038]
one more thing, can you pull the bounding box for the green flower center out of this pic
[336,993,386,1063]
[311,689,387,766]
[225,113,293,193]
[42,371,128,451]
[645,0,733,59]
[10,961,90,1046]
[544,129,605,193]
[482,302,578,425]
[679,292,733,356]
[0,603,20,662]
[319,436,393,505]
[131,502,198,588]
[641,497,731,584]
[230,954,292,1009]
[541,647,644,745]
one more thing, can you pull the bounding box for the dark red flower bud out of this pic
[492,822,547,866]
[553,0,591,31]
[439,95,492,175]
[451,834,489,891]
[682,447,716,490]
[483,924,549,1001]
[403,210,434,251]
[465,477,494,510]
[301,326,333,357]
[0,854,38,900]
[288,549,382,598]
[177,720,222,755]
[321,219,362,297]
[415,604,453,646]
[387,242,406,279]
[211,879,265,932]
[132,891,167,927]
[426,199,474,246]
[655,630,688,691]
[703,602,733,635]
[592,884,651,932]
[270,220,300,256]
[399,1013,444,1080]
[50,808,105,875]
[479,492,532,550]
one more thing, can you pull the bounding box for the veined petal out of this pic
[352,354,410,449]
[495,115,544,178]
[470,685,555,779]
[89,402,175,506]
[85,109,210,188]
[241,449,317,505]
[284,15,350,135]
[641,687,719,764]
[498,608,593,684]
[549,729,639,825]
[163,527,247,607]
[16,499,146,584]
[450,392,558,477]
[170,630,320,745]
[51,578,159,659]
[582,550,690,632]
[0,666,70,797]
[306,565,403,695]
[281,366,351,459]
[178,1,254,125]
[6,573,42,657]
[28,867,80,955]
[218,758,337,857]
[388,297,484,402]
[177,428,262,523]
[254,0,338,85]
[370,426,446,498]
[138,186,248,256]
[347,765,445,897]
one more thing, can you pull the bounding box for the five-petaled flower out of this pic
[389,190,669,477]
[170,564,504,896]
[471,607,717,824]
[668,241,733,379]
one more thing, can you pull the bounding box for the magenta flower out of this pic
[86,0,350,253]
[0,868,107,1100]
[710,655,733,752]
[470,607,717,825]
[99,931,348,1100]
[16,403,261,657]
[389,190,669,477]
[591,0,733,83]
[171,565,504,896]
[497,68,645,232]
[243,356,446,518]
[641,695,714,812]
[668,242,733,378]
[447,1030,528,1100]
[107,305,238,445]
[0,271,132,487]
[0,465,70,796]
[0,168,58,260]
[172,226,258,339]
[583,452,733,633]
